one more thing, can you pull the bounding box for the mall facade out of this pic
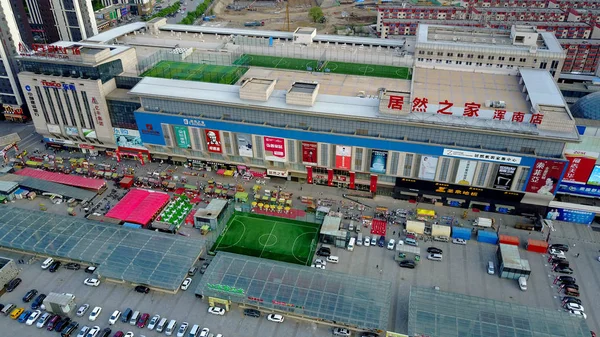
[16,22,594,218]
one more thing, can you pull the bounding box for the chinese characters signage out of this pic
[563,149,598,184]
[455,160,477,185]
[443,149,522,165]
[3,105,23,115]
[19,42,81,58]
[173,125,191,149]
[206,283,245,295]
[204,129,222,153]
[183,118,205,127]
[525,159,566,195]
[335,145,352,170]
[41,80,75,91]
[410,97,544,125]
[91,97,103,127]
[302,141,318,164]
[264,136,286,162]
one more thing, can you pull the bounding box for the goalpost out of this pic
[316,50,328,72]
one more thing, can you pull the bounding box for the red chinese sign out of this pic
[525,159,566,195]
[410,97,544,125]
[91,97,103,127]
[387,95,404,110]
[563,150,598,184]
[302,141,318,164]
[20,42,81,58]
[205,129,222,153]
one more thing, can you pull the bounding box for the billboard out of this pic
[114,128,145,149]
[493,165,517,190]
[47,124,61,134]
[82,128,97,139]
[546,208,595,225]
[455,160,477,185]
[558,181,600,198]
[173,125,191,149]
[587,165,600,186]
[302,141,318,164]
[65,126,79,136]
[418,155,438,180]
[563,149,598,184]
[525,159,566,195]
[236,133,253,157]
[370,150,388,174]
[264,136,286,162]
[204,129,222,153]
[335,145,352,170]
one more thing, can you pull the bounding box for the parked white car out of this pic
[452,238,467,245]
[181,278,192,291]
[89,306,102,321]
[387,239,395,250]
[83,278,100,287]
[208,306,225,316]
[108,310,121,325]
[25,310,41,325]
[267,314,284,323]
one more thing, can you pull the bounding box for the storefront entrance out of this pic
[116,147,151,165]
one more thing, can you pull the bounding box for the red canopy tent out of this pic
[105,189,170,226]
[15,167,106,192]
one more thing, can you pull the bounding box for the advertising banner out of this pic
[264,136,286,162]
[114,128,145,149]
[454,160,477,185]
[204,129,222,153]
[493,165,517,190]
[525,159,566,195]
[370,150,388,174]
[587,165,600,186]
[82,128,97,139]
[172,125,191,149]
[564,149,598,184]
[546,208,595,225]
[558,181,600,198]
[236,133,253,157]
[394,177,525,203]
[418,155,438,180]
[302,141,318,164]
[443,148,521,165]
[335,145,352,170]
[65,126,79,136]
[47,124,61,134]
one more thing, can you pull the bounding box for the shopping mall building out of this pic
[15,21,600,222]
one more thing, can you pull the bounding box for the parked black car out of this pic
[49,261,62,273]
[562,296,582,305]
[6,278,22,292]
[316,247,331,257]
[22,289,38,302]
[99,327,112,337]
[398,260,416,269]
[188,267,198,276]
[64,263,81,270]
[243,309,261,318]
[549,244,569,252]
[31,294,46,309]
[84,266,97,274]
[54,317,71,332]
[550,258,569,266]
[556,276,576,283]
[560,283,579,290]
[134,285,150,294]
[427,247,443,254]
[554,266,574,274]
[200,263,210,274]
[60,321,79,337]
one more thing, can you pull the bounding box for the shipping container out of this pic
[477,230,498,244]
[406,220,425,234]
[431,224,451,238]
[499,234,519,246]
[526,238,548,253]
[451,227,471,240]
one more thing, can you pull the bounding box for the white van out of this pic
[189,324,200,337]
[41,257,54,269]
[356,233,363,246]
[518,276,527,291]
[165,319,177,336]
[156,317,168,332]
[326,255,339,263]
[129,311,140,325]
[347,237,355,251]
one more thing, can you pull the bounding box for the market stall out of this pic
[235,192,249,203]
[416,208,436,221]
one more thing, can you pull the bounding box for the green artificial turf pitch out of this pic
[210,212,320,266]
[234,54,411,79]
[141,60,248,84]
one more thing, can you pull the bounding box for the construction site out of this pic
[208,0,380,34]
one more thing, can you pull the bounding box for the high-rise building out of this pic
[26,0,98,43]
[0,0,28,121]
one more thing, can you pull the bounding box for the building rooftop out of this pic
[519,68,566,108]
[0,206,203,291]
[85,22,147,43]
[0,174,97,201]
[387,18,591,28]
[0,180,18,193]
[474,7,564,14]
[195,252,392,331]
[408,287,591,337]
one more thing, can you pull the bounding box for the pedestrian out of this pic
[376,264,379,269]
[576,253,580,258]
[300,186,302,191]
[393,230,396,235]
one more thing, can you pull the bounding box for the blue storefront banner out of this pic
[546,208,595,225]
[558,181,600,198]
[134,112,545,168]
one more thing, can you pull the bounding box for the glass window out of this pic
[35,87,51,123]
[254,136,263,159]
[81,91,95,129]
[438,157,450,182]
[475,162,489,186]
[287,139,295,163]
[515,167,529,191]
[71,90,87,128]
[320,143,328,166]
[403,154,413,177]
[53,89,68,125]
[43,87,59,124]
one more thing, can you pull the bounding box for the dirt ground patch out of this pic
[210,0,377,34]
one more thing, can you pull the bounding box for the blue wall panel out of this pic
[451,227,471,240]
[477,231,498,245]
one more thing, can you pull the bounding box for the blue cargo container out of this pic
[123,222,142,229]
[477,230,498,244]
[451,227,471,240]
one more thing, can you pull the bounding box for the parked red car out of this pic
[137,313,150,328]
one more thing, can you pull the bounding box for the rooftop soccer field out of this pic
[234,54,411,80]
[210,212,320,266]
[141,61,248,84]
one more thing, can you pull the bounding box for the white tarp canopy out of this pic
[431,224,451,237]
[406,220,425,234]
[475,217,493,228]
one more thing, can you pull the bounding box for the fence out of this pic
[137,49,243,75]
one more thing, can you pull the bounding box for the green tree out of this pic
[308,6,324,23]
